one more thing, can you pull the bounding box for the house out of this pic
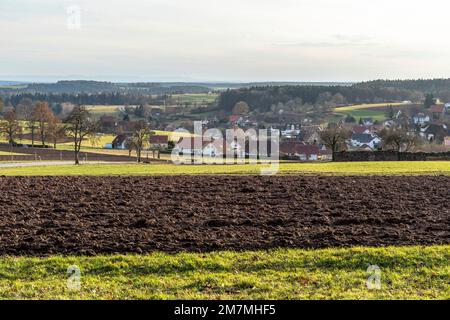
[243,117,258,127]
[419,123,447,142]
[99,115,118,132]
[150,135,169,149]
[229,115,243,125]
[412,113,430,125]
[319,145,333,161]
[229,138,245,158]
[111,134,130,150]
[173,137,230,157]
[362,118,374,125]
[281,124,301,138]
[299,125,322,144]
[202,139,229,157]
[429,105,445,120]
[352,125,372,135]
[349,133,381,150]
[118,120,140,133]
[280,141,320,161]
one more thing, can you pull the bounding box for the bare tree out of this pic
[129,120,153,163]
[319,124,351,161]
[33,101,54,146]
[232,101,250,115]
[65,105,98,164]
[0,109,22,145]
[88,133,101,148]
[16,98,37,147]
[379,128,421,159]
[47,116,66,149]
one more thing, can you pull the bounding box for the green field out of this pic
[171,93,219,105]
[0,246,448,299]
[0,161,449,176]
[334,102,408,122]
[334,103,405,112]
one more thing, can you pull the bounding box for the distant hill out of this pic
[0,80,352,95]
[355,78,450,93]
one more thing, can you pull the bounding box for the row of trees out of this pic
[0,103,97,164]
[319,124,421,161]
[0,100,64,148]
[218,85,424,114]
[0,100,154,164]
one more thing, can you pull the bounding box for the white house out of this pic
[174,137,230,157]
[349,133,381,150]
[413,113,430,125]
[281,124,301,138]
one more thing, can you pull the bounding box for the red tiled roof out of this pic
[280,141,319,156]
[352,125,370,134]
[150,135,169,144]
[229,115,241,122]
[176,137,230,151]
[429,105,445,113]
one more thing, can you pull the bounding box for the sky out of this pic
[1,0,450,82]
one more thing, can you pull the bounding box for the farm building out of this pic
[280,141,320,161]
[99,115,118,133]
[150,135,169,149]
[110,134,129,150]
[173,137,231,157]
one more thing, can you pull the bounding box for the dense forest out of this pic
[0,80,212,95]
[2,79,450,112]
[217,85,422,113]
[2,92,168,106]
[356,78,450,93]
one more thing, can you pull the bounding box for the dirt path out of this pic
[0,176,448,255]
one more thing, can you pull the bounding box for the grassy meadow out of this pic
[334,102,408,122]
[0,161,449,176]
[0,246,448,299]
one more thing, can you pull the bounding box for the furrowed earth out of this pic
[0,176,448,256]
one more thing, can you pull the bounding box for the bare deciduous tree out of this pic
[232,101,250,115]
[16,98,37,147]
[379,128,421,159]
[47,116,66,149]
[319,124,351,161]
[65,105,98,164]
[129,120,153,163]
[33,101,54,146]
[0,109,22,145]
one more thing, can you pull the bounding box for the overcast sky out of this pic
[2,0,450,82]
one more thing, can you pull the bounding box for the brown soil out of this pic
[0,176,448,256]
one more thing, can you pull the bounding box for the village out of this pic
[91,100,450,162]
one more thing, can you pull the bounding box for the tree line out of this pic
[0,98,154,164]
[218,85,423,113]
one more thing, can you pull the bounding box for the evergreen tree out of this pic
[424,93,435,108]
